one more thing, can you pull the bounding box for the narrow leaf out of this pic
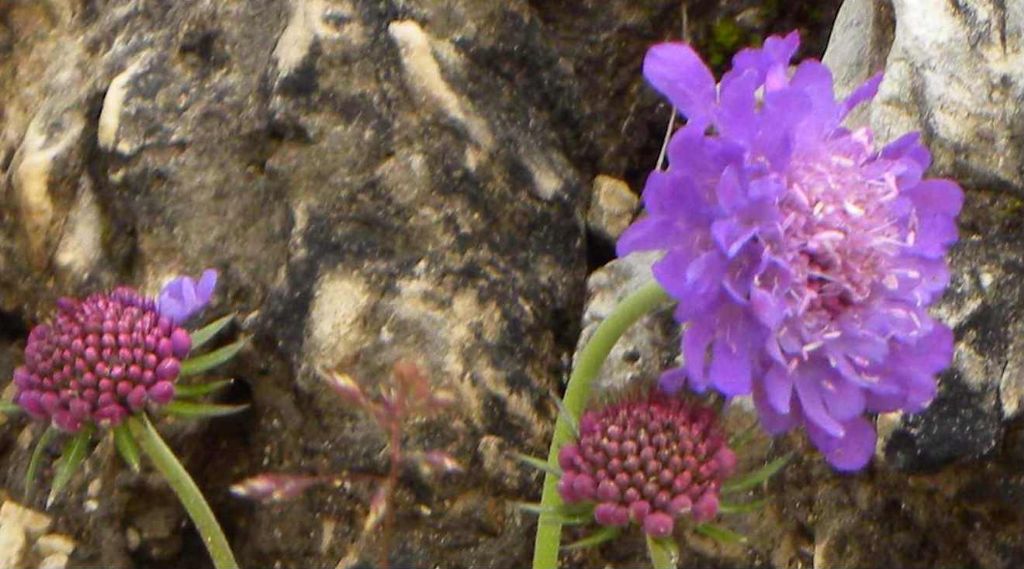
[48,426,94,508]
[514,453,562,478]
[174,379,235,399]
[718,498,767,515]
[113,425,142,473]
[694,523,746,544]
[180,339,246,377]
[514,501,552,516]
[728,424,758,449]
[646,534,679,569]
[561,526,620,551]
[0,401,23,415]
[722,454,790,495]
[25,426,57,498]
[189,313,235,351]
[162,400,249,419]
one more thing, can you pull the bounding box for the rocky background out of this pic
[1,0,1022,568]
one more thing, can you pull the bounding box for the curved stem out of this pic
[128,414,239,569]
[532,280,670,569]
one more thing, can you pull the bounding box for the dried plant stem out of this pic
[128,414,238,569]
[531,281,670,569]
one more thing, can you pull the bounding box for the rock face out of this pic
[0,1,593,567]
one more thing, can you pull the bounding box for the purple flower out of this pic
[557,391,736,535]
[13,287,189,432]
[619,32,962,471]
[158,269,218,325]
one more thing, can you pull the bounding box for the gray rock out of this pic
[586,175,638,246]
[827,0,1024,195]
[574,252,676,394]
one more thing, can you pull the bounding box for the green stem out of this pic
[646,535,677,569]
[128,414,238,569]
[532,280,670,569]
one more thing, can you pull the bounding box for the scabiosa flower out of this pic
[557,391,736,537]
[12,272,217,432]
[618,32,963,471]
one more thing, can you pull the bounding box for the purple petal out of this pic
[763,364,793,414]
[755,89,811,171]
[653,248,725,310]
[818,375,866,422]
[716,70,760,144]
[616,216,683,255]
[643,43,717,126]
[197,269,218,304]
[881,132,932,172]
[913,213,959,258]
[658,367,689,394]
[841,72,883,116]
[682,320,714,391]
[732,31,800,90]
[789,60,840,130]
[750,286,785,329]
[715,165,746,213]
[709,334,752,396]
[794,367,845,437]
[640,171,713,227]
[753,381,797,435]
[158,269,219,325]
[904,179,964,217]
[809,416,876,472]
[711,219,758,258]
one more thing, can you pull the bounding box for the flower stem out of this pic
[531,280,670,569]
[128,414,239,569]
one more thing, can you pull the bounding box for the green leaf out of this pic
[561,526,620,551]
[0,401,23,415]
[174,379,235,399]
[694,523,746,545]
[646,534,679,569]
[162,400,249,419]
[718,498,767,515]
[722,454,790,495]
[25,427,57,499]
[180,339,246,377]
[513,453,562,478]
[113,425,142,473]
[189,314,235,351]
[513,501,552,516]
[48,426,94,508]
[728,424,758,450]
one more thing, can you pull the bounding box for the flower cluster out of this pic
[557,391,736,537]
[12,271,217,433]
[619,32,962,470]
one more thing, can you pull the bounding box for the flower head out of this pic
[158,269,218,325]
[557,391,736,537]
[13,273,217,433]
[620,32,962,471]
